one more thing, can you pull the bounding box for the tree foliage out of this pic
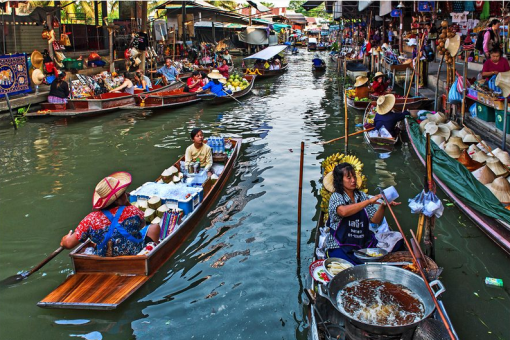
[288,0,331,19]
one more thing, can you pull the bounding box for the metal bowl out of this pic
[324,257,353,278]
[353,248,388,262]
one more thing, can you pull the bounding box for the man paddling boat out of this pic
[60,172,160,256]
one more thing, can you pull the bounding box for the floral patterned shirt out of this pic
[75,205,146,257]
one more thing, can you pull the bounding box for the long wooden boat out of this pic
[346,96,371,111]
[405,119,510,255]
[242,45,289,79]
[312,64,326,72]
[241,63,288,78]
[119,87,202,110]
[27,81,185,118]
[38,138,242,310]
[197,75,255,105]
[363,104,401,153]
[317,45,327,51]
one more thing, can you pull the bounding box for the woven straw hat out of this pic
[445,33,461,56]
[354,76,369,87]
[476,142,489,153]
[468,144,481,155]
[486,157,510,177]
[486,177,510,203]
[445,121,461,131]
[495,71,510,98]
[471,150,489,163]
[451,129,462,138]
[92,172,132,209]
[433,124,451,140]
[31,50,44,69]
[419,119,430,133]
[463,133,480,144]
[208,70,225,79]
[472,165,496,184]
[376,94,396,115]
[447,136,469,150]
[426,112,446,123]
[491,148,505,157]
[458,150,483,171]
[424,122,438,135]
[31,69,44,85]
[431,135,446,145]
[445,143,461,158]
[495,151,510,166]
[458,128,469,139]
[374,72,384,80]
[323,172,335,193]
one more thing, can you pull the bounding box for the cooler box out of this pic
[476,103,495,122]
[495,109,510,134]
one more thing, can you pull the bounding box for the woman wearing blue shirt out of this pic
[202,70,231,97]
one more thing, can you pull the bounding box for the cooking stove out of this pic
[345,320,415,340]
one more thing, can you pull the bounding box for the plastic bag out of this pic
[449,79,462,104]
[470,103,477,117]
[408,191,425,214]
[422,191,444,218]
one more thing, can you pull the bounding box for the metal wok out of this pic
[318,264,445,335]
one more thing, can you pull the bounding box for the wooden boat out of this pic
[346,96,371,111]
[405,119,510,255]
[27,81,184,118]
[317,45,327,51]
[363,104,401,153]
[312,64,326,72]
[38,138,242,310]
[242,45,289,79]
[119,87,202,110]
[197,75,255,105]
[241,63,288,78]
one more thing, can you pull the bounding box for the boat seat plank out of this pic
[38,273,149,310]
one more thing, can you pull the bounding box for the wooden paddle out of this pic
[2,246,64,285]
[318,127,374,145]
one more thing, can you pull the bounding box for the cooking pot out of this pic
[318,264,445,335]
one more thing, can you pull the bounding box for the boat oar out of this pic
[1,246,64,285]
[221,90,243,105]
[317,127,374,145]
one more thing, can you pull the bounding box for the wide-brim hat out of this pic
[354,76,369,87]
[445,34,461,56]
[208,69,225,79]
[486,177,510,203]
[458,149,483,171]
[426,112,447,124]
[445,121,461,131]
[433,124,451,140]
[374,72,384,80]
[463,133,480,144]
[458,128,469,139]
[431,135,446,145]
[32,69,44,85]
[31,50,44,69]
[471,150,489,163]
[472,165,496,184]
[495,71,510,98]
[476,142,489,153]
[92,172,132,210]
[495,150,510,166]
[451,129,463,138]
[486,157,510,177]
[447,136,469,150]
[445,143,461,158]
[468,144,481,155]
[424,122,438,135]
[376,94,396,115]
[491,148,505,157]
[419,119,430,133]
[323,171,335,193]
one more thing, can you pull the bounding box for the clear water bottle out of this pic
[213,137,219,155]
[210,137,216,155]
[220,137,225,154]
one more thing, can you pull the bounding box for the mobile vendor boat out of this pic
[363,103,402,153]
[38,138,242,310]
[197,75,255,105]
[346,96,371,111]
[405,119,510,255]
[119,87,202,110]
[241,45,289,79]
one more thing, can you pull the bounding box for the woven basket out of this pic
[380,251,443,281]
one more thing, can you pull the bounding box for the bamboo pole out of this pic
[344,91,349,154]
[318,128,374,145]
[297,141,304,260]
[434,54,445,112]
[461,51,468,125]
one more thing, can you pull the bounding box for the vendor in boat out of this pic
[325,163,402,265]
[185,128,213,176]
[157,57,179,84]
[134,71,152,92]
[270,59,281,70]
[48,71,70,104]
[354,76,370,100]
[253,59,264,69]
[200,71,209,86]
[481,48,510,80]
[373,94,409,138]
[60,172,161,256]
[202,70,231,97]
[312,54,324,67]
[222,49,233,66]
[185,71,204,93]
[110,72,134,94]
[371,72,391,96]
[217,59,230,78]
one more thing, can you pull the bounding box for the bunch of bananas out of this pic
[322,152,345,174]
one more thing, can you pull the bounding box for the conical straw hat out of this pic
[495,71,510,98]
[92,171,132,209]
[486,157,510,177]
[419,119,430,133]
[468,144,481,155]
[447,137,469,150]
[445,143,461,158]
[31,69,44,85]
[323,171,335,193]
[431,135,445,145]
[354,76,369,87]
[31,50,44,69]
[471,150,489,163]
[426,112,446,123]
[451,129,463,138]
[495,151,510,166]
[491,148,504,157]
[445,33,461,56]
[433,124,451,140]
[463,133,480,144]
[376,94,396,115]
[486,177,510,203]
[438,141,446,150]
[445,121,461,131]
[476,142,489,153]
[472,165,496,184]
[458,149,483,171]
[458,128,469,139]
[424,122,438,135]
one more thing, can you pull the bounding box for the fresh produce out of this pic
[327,261,351,275]
[226,72,250,92]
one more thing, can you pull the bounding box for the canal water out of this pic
[0,52,509,340]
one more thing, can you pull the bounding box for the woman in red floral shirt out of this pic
[60,172,160,257]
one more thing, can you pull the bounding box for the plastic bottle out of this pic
[220,137,225,153]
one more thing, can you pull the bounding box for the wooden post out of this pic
[434,54,445,112]
[173,27,176,62]
[4,94,17,130]
[344,90,349,154]
[297,141,304,260]
[140,1,147,72]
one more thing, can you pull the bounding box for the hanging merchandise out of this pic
[136,31,148,51]
[418,1,435,12]
[464,1,475,12]
[480,1,490,20]
[452,1,464,13]
[408,191,444,218]
[475,1,484,12]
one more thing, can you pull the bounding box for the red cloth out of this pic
[186,77,202,92]
[482,58,510,78]
[371,80,389,96]
[217,64,229,78]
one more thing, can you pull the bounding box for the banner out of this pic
[0,53,31,98]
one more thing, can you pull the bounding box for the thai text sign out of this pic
[0,53,31,98]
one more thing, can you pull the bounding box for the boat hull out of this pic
[200,75,255,104]
[363,104,400,153]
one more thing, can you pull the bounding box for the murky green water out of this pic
[0,52,509,340]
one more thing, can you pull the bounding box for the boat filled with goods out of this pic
[38,137,241,310]
[198,74,256,104]
[363,104,402,153]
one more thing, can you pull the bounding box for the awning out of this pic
[272,23,291,32]
[244,45,288,60]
